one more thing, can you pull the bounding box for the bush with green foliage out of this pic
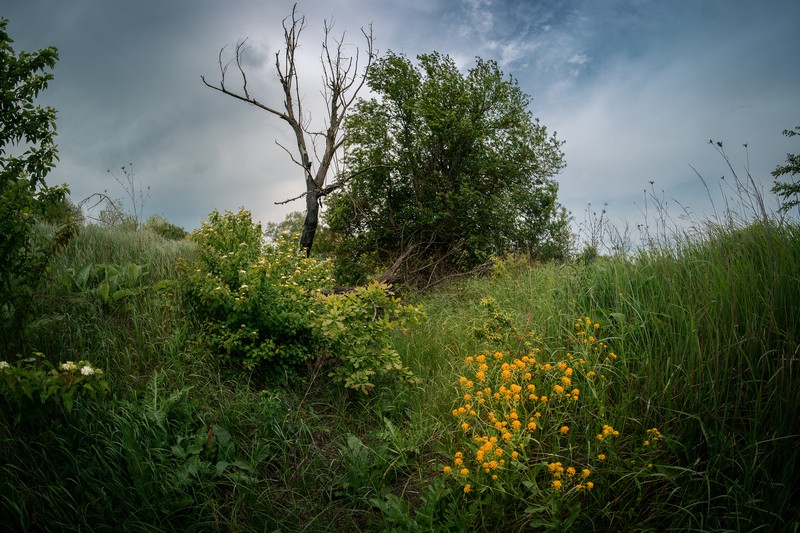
[0,353,109,421]
[0,18,75,352]
[182,208,421,391]
[144,214,188,240]
[36,189,84,225]
[316,281,423,393]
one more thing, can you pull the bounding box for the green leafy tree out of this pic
[771,125,799,213]
[36,188,84,225]
[326,51,569,287]
[143,214,188,240]
[0,18,67,351]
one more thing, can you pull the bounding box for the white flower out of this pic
[240,284,248,289]
[80,365,94,376]
[60,361,77,372]
[0,361,10,370]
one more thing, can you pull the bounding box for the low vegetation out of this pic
[2,211,798,531]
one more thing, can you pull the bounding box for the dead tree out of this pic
[202,4,374,255]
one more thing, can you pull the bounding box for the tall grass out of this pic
[573,220,800,529]
[397,219,799,530]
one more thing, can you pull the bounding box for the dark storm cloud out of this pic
[2,0,798,236]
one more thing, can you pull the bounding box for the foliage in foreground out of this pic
[440,304,671,530]
[1,218,798,532]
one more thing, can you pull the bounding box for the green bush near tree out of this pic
[181,208,422,392]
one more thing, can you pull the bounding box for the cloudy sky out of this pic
[4,0,799,242]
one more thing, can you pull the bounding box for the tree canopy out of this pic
[771,125,799,213]
[326,51,569,286]
[0,17,65,349]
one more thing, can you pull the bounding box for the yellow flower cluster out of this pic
[447,338,597,495]
[444,316,628,499]
[643,427,664,447]
[597,424,620,441]
[547,461,593,492]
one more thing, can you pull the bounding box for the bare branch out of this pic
[235,40,251,99]
[274,139,305,168]
[274,190,308,205]
[274,164,392,206]
[203,2,375,254]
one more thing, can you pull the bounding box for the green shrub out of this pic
[183,208,423,391]
[0,352,109,421]
[144,214,188,240]
[317,281,423,393]
[182,208,331,377]
[0,19,68,352]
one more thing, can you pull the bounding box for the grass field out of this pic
[1,217,798,531]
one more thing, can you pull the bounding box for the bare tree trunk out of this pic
[201,3,373,254]
[300,184,319,254]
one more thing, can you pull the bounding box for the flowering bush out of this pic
[316,281,423,393]
[182,208,422,391]
[182,208,331,375]
[0,353,109,421]
[442,299,671,528]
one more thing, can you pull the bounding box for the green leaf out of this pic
[215,460,230,476]
[96,280,110,303]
